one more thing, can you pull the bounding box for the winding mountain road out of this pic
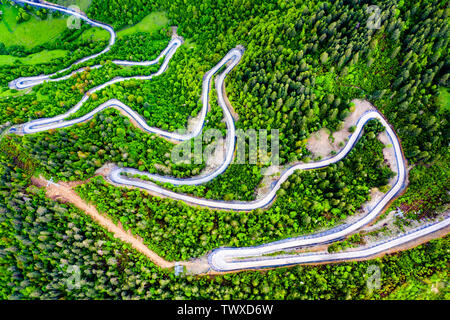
[7,0,449,272]
[9,0,116,90]
[209,217,450,271]
[17,37,183,134]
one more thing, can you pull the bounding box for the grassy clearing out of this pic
[183,38,196,49]
[0,4,68,49]
[117,12,169,38]
[0,88,23,98]
[77,11,169,44]
[78,27,110,42]
[436,87,449,114]
[0,49,69,66]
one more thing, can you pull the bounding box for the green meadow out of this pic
[437,87,449,114]
[78,11,169,42]
[0,4,68,49]
[0,49,68,66]
[117,11,169,38]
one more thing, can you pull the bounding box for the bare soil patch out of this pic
[306,99,375,158]
[31,176,175,269]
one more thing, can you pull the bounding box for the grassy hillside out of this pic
[0,3,68,49]
[117,11,168,38]
[78,11,170,42]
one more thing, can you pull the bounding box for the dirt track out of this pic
[30,175,448,276]
[31,176,174,270]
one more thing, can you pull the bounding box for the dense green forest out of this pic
[2,0,448,165]
[87,0,449,166]
[3,108,205,180]
[0,153,448,299]
[0,0,448,300]
[76,124,393,260]
[2,118,393,262]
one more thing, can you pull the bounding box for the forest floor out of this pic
[378,130,397,175]
[31,175,175,269]
[360,210,397,233]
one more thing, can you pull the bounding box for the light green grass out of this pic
[183,38,196,49]
[0,88,24,98]
[0,4,68,49]
[77,11,169,43]
[0,49,68,66]
[53,0,92,11]
[314,72,337,99]
[0,55,16,65]
[79,27,110,42]
[436,87,450,114]
[117,12,169,38]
